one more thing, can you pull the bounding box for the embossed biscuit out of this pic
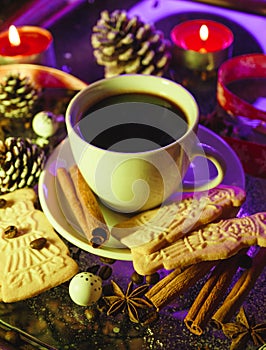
[131,212,266,275]
[0,188,79,302]
[0,187,37,209]
[112,185,246,254]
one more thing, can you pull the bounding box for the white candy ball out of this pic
[32,111,59,138]
[69,272,102,306]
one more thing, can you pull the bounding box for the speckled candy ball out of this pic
[69,272,102,306]
[32,111,59,138]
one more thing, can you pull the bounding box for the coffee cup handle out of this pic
[182,143,226,192]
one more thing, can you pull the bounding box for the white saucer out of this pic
[38,125,245,261]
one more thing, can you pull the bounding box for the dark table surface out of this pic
[0,1,266,349]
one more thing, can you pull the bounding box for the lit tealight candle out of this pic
[171,20,234,71]
[198,25,208,53]
[0,25,55,66]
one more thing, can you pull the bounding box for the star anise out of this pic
[222,306,266,350]
[104,280,154,323]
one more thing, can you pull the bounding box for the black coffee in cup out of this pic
[76,93,188,152]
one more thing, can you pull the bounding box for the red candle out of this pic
[171,20,233,52]
[171,19,234,71]
[0,25,55,65]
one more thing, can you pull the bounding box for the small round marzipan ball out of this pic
[32,111,59,138]
[69,272,102,306]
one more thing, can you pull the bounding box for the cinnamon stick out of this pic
[145,260,216,311]
[57,166,109,247]
[69,165,110,247]
[211,247,266,328]
[184,252,245,336]
[56,167,88,232]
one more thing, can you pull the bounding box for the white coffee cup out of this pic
[66,74,226,213]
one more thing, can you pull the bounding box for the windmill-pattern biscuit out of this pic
[131,212,266,275]
[0,188,79,302]
[113,185,246,253]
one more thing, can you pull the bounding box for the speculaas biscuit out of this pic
[131,212,266,275]
[0,188,79,302]
[112,185,246,254]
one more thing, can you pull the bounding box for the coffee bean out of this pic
[146,273,160,285]
[131,271,144,285]
[4,225,18,238]
[98,265,112,280]
[86,264,100,274]
[30,237,47,250]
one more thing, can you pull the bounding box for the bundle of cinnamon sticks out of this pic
[57,165,110,248]
[146,247,266,336]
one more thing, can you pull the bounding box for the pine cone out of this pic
[0,73,41,119]
[0,137,46,193]
[91,10,172,78]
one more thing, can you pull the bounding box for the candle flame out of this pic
[8,25,21,46]
[199,24,209,42]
